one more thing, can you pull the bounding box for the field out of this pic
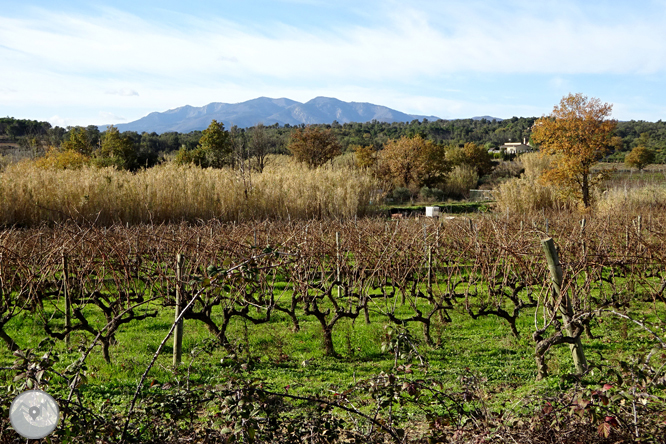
[0,160,378,226]
[1,211,666,443]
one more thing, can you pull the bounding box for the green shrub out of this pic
[419,186,444,202]
[392,187,411,203]
[444,165,478,199]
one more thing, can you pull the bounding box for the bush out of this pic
[520,152,551,178]
[443,165,478,199]
[0,154,8,172]
[494,175,557,214]
[419,186,444,202]
[392,187,411,203]
[33,146,92,170]
[493,152,558,214]
[490,160,524,181]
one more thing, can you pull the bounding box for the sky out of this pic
[2,0,666,127]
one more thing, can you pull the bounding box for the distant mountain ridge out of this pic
[101,97,450,134]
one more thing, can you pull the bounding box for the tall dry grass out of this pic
[595,184,666,216]
[496,152,666,215]
[444,164,478,198]
[0,158,379,226]
[494,152,560,214]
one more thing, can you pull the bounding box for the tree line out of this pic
[3,115,666,166]
[2,101,665,211]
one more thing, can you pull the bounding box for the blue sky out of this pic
[2,0,666,127]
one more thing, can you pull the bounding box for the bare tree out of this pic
[249,123,273,173]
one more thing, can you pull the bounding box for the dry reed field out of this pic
[494,153,666,215]
[0,159,378,226]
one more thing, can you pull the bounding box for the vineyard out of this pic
[1,212,666,443]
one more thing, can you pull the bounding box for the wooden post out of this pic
[173,254,184,366]
[62,252,71,347]
[335,232,341,300]
[541,238,588,375]
[636,215,642,242]
[427,247,433,291]
[580,218,587,261]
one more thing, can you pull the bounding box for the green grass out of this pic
[2,286,658,412]
[382,200,493,215]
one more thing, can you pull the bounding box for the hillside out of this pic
[101,96,445,134]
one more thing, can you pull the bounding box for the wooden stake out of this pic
[335,232,341,300]
[541,238,588,375]
[580,218,587,261]
[62,252,71,347]
[427,247,433,291]
[173,254,184,366]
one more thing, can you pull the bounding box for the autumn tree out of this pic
[446,142,494,177]
[351,144,376,169]
[625,145,655,171]
[379,135,450,191]
[609,136,624,153]
[34,147,91,169]
[287,126,342,168]
[531,93,617,208]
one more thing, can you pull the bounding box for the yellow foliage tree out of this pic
[379,135,450,190]
[446,142,494,177]
[287,126,342,168]
[34,146,91,169]
[351,145,376,169]
[531,93,616,207]
[624,145,655,171]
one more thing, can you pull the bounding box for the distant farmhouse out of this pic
[500,138,534,155]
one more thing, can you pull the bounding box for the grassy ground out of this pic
[382,200,493,216]
[0,288,654,415]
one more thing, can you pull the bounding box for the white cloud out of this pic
[99,111,127,122]
[2,3,665,84]
[48,115,75,127]
[216,56,239,63]
[105,88,139,97]
[2,1,666,124]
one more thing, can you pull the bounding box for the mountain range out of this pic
[101,97,500,134]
